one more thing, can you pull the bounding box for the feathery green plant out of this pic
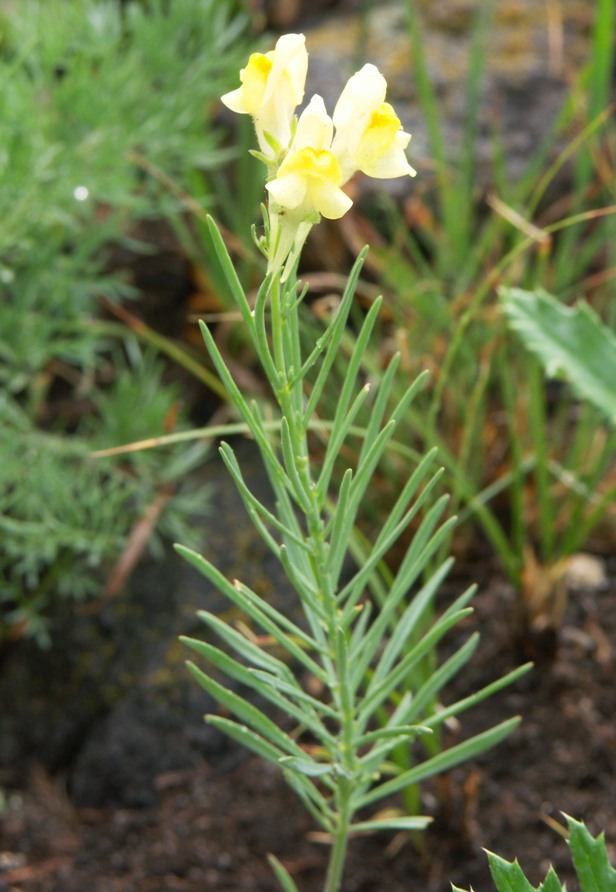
[0,0,252,644]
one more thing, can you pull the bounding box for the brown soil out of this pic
[2,559,615,892]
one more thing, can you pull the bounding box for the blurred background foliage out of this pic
[0,0,252,645]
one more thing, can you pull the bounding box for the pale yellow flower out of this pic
[221,33,308,158]
[222,39,416,278]
[266,96,352,221]
[265,96,352,278]
[331,63,416,181]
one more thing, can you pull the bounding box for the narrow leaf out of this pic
[350,815,432,834]
[267,854,302,892]
[358,717,520,808]
[186,662,303,757]
[279,755,334,778]
[206,715,285,765]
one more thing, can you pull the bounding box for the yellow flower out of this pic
[266,97,352,221]
[331,64,416,181]
[265,96,352,278]
[221,33,308,158]
[222,37,417,278]
[268,147,351,220]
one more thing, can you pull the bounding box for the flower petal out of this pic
[266,172,307,209]
[333,63,387,132]
[292,95,333,153]
[220,86,249,115]
[311,182,353,219]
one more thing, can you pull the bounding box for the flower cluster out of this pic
[222,33,416,277]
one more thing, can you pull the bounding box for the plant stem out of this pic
[323,779,353,892]
[270,273,358,892]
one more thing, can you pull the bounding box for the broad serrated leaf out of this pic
[567,815,616,892]
[499,287,616,424]
[539,867,566,892]
[458,818,616,892]
[486,852,537,891]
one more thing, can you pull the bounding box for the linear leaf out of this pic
[338,466,445,620]
[393,633,480,728]
[186,662,303,757]
[187,663,304,757]
[267,855,302,892]
[197,610,294,679]
[317,383,371,498]
[177,545,327,675]
[182,638,332,743]
[303,251,369,423]
[206,715,285,765]
[279,755,334,778]
[350,815,432,834]
[178,544,320,666]
[358,717,520,808]
[199,322,291,495]
[421,662,532,731]
[219,442,308,551]
[370,557,455,686]
[249,669,338,721]
[324,297,383,456]
[357,612,474,726]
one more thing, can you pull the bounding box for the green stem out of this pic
[323,779,353,892]
[269,273,358,892]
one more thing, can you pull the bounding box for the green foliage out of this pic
[0,350,210,647]
[182,219,528,892]
[495,287,616,570]
[452,816,616,892]
[0,0,250,259]
[0,0,251,644]
[500,287,616,425]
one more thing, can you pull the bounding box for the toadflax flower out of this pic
[265,96,353,276]
[331,64,416,182]
[221,33,308,159]
[266,95,352,221]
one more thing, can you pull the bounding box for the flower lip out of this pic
[266,146,351,220]
[283,147,342,183]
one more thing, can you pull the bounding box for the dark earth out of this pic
[2,1,615,890]
[1,532,616,891]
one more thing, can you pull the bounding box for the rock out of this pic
[301,0,596,186]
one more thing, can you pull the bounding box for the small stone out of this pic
[565,553,608,593]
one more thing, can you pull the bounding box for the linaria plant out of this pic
[180,34,529,892]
